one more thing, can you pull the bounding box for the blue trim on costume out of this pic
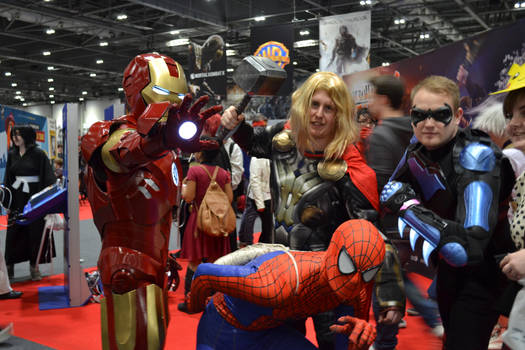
[403,210,441,247]
[402,209,467,267]
[389,150,408,182]
[407,157,446,201]
[463,181,492,231]
[194,251,285,279]
[459,143,495,172]
[380,181,402,203]
[440,242,468,267]
[224,294,273,327]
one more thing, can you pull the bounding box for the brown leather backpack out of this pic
[196,165,236,237]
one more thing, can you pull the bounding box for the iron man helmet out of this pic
[122,53,188,116]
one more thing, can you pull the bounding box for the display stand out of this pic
[38,103,91,310]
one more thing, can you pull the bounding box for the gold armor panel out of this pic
[272,130,295,153]
[141,58,188,106]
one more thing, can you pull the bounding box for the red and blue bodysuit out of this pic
[187,219,385,350]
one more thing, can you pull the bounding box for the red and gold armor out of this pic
[81,53,220,350]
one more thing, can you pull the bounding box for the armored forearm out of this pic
[374,242,406,313]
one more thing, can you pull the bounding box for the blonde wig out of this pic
[289,71,358,160]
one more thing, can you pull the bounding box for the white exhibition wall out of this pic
[24,98,124,136]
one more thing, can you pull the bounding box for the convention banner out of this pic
[345,18,525,123]
[0,105,49,183]
[250,23,294,96]
[188,32,227,101]
[319,11,371,77]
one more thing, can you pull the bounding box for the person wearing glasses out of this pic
[380,75,516,350]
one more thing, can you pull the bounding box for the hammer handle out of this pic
[235,93,253,115]
[215,93,252,141]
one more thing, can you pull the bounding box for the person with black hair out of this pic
[178,138,234,312]
[3,125,56,281]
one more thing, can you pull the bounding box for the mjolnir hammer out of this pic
[216,55,287,140]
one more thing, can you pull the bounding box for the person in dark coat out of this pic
[3,125,56,281]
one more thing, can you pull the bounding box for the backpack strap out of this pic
[198,164,220,182]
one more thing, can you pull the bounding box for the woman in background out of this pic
[178,138,233,312]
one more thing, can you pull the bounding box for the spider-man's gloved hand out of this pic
[380,181,419,216]
[330,316,377,350]
[164,94,222,153]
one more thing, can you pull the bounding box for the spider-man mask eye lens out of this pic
[362,265,381,283]
[338,247,356,275]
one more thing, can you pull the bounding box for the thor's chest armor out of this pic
[271,130,348,245]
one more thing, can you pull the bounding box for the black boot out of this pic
[177,268,194,313]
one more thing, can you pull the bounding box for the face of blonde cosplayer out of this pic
[506,93,525,144]
[308,90,338,151]
[411,88,462,150]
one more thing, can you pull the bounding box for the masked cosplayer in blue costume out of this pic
[381,125,516,349]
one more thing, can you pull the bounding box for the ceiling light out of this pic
[293,61,298,65]
[5,72,12,76]
[425,33,430,39]
[82,91,88,95]
[254,16,266,22]
[294,39,318,48]
[299,30,310,36]
[170,30,180,35]
[49,87,55,91]
[226,49,237,56]
[226,43,231,47]
[15,91,21,95]
[50,101,55,104]
[43,51,51,56]
[79,97,84,101]
[20,97,25,102]
[11,83,17,87]
[49,94,54,98]
[99,41,109,47]
[96,59,104,64]
[116,14,127,20]
[48,78,54,82]
[382,62,390,66]
[315,68,320,72]
[227,68,234,73]
[48,66,54,70]
[23,103,27,106]
[90,73,97,77]
[118,87,124,92]
[166,38,190,47]
[46,28,55,35]
[360,0,372,4]
[14,96,21,100]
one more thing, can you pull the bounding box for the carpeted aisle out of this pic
[3,262,443,350]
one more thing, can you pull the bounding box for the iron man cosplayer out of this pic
[80,53,221,350]
[187,219,385,350]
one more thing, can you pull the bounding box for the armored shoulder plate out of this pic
[317,159,347,181]
[272,129,294,153]
[459,142,495,172]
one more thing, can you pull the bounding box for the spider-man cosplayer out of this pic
[80,53,221,350]
[187,219,385,350]
[380,128,517,349]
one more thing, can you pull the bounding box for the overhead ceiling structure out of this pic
[0,0,523,107]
